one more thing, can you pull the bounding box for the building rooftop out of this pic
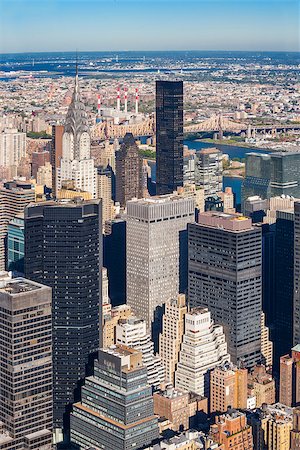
[0,278,42,295]
[198,211,253,232]
[198,147,221,155]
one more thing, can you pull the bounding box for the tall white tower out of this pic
[57,70,97,198]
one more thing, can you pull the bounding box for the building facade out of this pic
[156,80,184,195]
[159,294,187,384]
[70,346,159,450]
[116,316,165,388]
[188,212,262,368]
[0,181,35,271]
[25,199,102,429]
[0,276,53,449]
[210,363,248,414]
[7,213,24,276]
[126,195,194,330]
[115,132,143,207]
[57,73,97,198]
[51,124,64,197]
[294,202,300,345]
[194,148,223,197]
[175,308,229,397]
[0,128,26,169]
[242,152,300,208]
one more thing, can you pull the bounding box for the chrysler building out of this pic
[57,70,97,198]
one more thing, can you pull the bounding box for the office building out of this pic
[273,209,294,365]
[242,152,300,208]
[97,165,114,228]
[159,294,187,384]
[115,132,143,207]
[210,362,248,414]
[156,80,184,195]
[57,73,97,198]
[188,212,262,367]
[175,308,229,397]
[7,213,24,276]
[0,181,35,271]
[291,407,300,450]
[210,410,253,450]
[70,346,159,450]
[294,202,300,345]
[0,275,52,449]
[116,316,165,388]
[153,386,190,432]
[25,199,102,429]
[279,346,300,407]
[248,365,275,408]
[195,148,223,197]
[50,124,64,197]
[103,218,126,305]
[0,128,26,169]
[126,195,194,329]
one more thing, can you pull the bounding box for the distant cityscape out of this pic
[0,46,299,450]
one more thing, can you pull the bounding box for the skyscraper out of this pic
[242,152,300,209]
[25,198,102,430]
[0,181,35,271]
[115,132,143,207]
[274,209,294,366]
[156,80,184,195]
[51,124,64,197]
[126,194,195,330]
[194,147,223,197]
[188,212,262,368]
[57,72,97,198]
[294,202,300,345]
[175,308,229,397]
[70,346,159,450]
[0,275,53,449]
[7,213,24,276]
[159,294,187,384]
[116,316,165,388]
[97,165,114,229]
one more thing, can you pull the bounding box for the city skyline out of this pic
[0,0,299,54]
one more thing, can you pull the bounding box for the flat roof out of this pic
[0,278,41,295]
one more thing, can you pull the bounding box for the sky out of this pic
[0,0,299,54]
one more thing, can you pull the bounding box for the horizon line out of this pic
[1,49,299,56]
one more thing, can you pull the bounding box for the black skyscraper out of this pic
[274,210,294,368]
[156,80,184,195]
[25,199,102,430]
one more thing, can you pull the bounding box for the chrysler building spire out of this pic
[56,68,97,198]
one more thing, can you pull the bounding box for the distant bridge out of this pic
[91,114,300,140]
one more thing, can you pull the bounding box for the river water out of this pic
[148,140,272,207]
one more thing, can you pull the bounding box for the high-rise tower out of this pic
[115,132,143,207]
[188,212,262,368]
[126,194,194,331]
[25,199,102,431]
[57,71,97,198]
[156,80,184,195]
[0,274,53,449]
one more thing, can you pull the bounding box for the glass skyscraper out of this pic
[242,152,300,209]
[156,80,184,195]
[24,199,102,431]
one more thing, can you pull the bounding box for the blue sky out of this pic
[0,0,299,53]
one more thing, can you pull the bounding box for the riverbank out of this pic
[196,138,257,148]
